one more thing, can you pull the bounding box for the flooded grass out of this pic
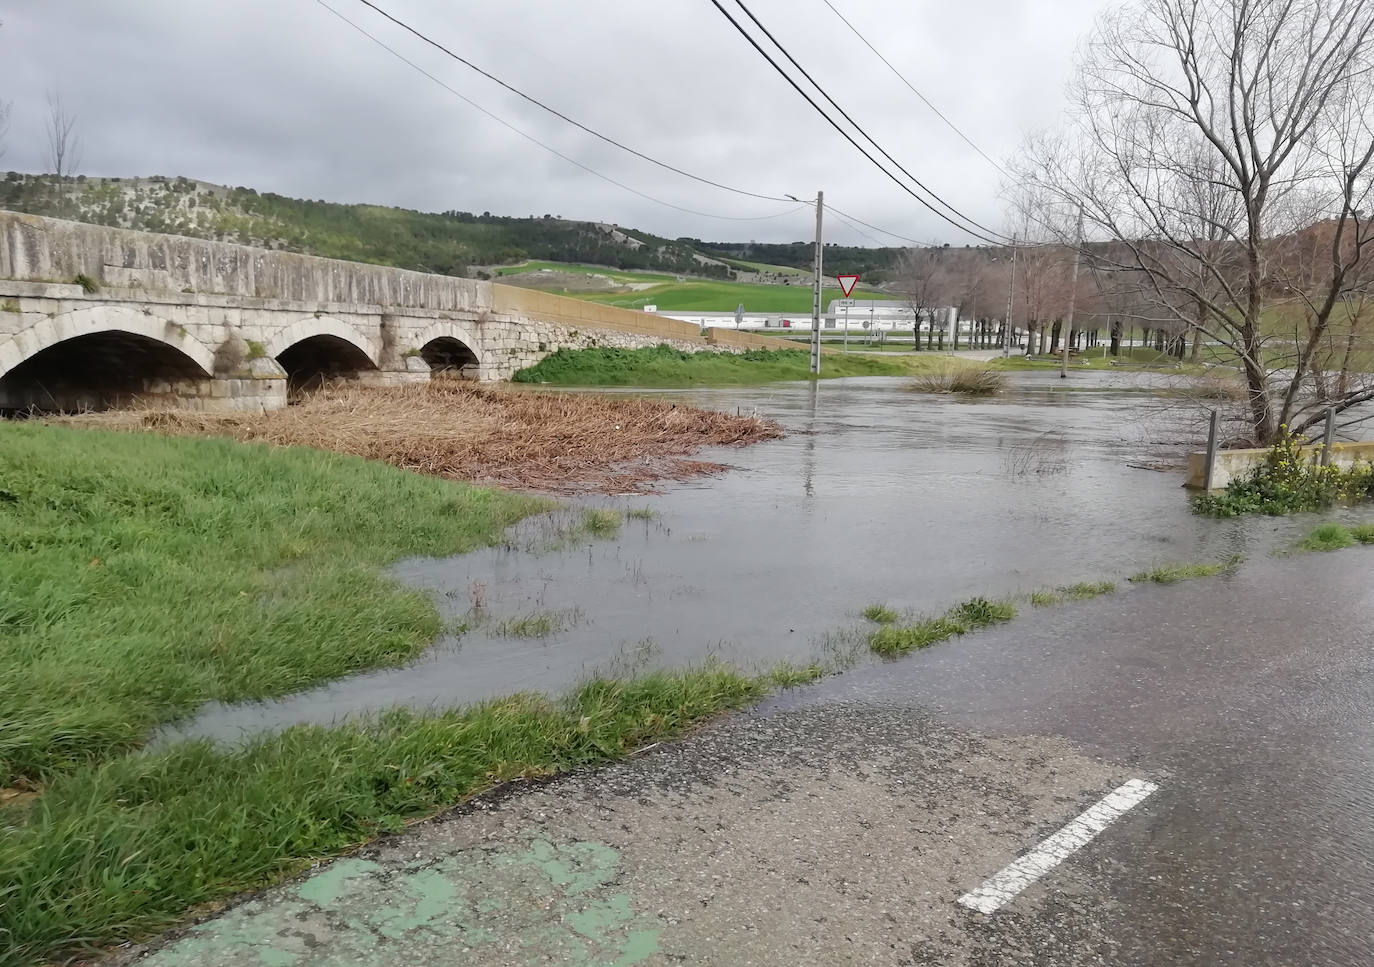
[625,507,657,521]
[907,363,1006,396]
[862,603,899,624]
[0,664,778,967]
[869,617,968,658]
[492,608,585,639]
[1128,555,1243,584]
[50,382,784,494]
[581,508,624,538]
[1031,581,1117,607]
[1302,522,1357,552]
[1297,522,1374,552]
[948,596,1017,628]
[0,423,548,786]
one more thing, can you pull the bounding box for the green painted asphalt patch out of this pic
[141,841,659,967]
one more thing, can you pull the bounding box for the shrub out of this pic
[908,364,1005,396]
[1193,429,1374,517]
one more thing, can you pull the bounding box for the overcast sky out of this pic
[0,0,1116,246]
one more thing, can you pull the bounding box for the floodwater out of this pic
[166,370,1357,742]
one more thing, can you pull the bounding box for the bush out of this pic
[1193,429,1374,517]
[908,364,1005,396]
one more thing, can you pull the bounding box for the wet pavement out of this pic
[124,546,1374,966]
[166,370,1346,743]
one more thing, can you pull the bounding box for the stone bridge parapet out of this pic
[0,212,762,412]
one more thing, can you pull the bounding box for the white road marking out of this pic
[957,777,1159,915]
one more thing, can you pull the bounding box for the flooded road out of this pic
[169,371,1349,741]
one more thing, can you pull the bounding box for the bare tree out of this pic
[1020,0,1374,445]
[46,92,81,217]
[898,247,942,349]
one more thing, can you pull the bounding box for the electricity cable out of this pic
[819,0,1014,180]
[724,0,1012,242]
[346,0,796,205]
[317,0,809,222]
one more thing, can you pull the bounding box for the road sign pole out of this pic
[810,191,824,376]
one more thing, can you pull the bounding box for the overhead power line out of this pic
[827,204,939,247]
[725,0,1009,242]
[819,0,1014,180]
[705,0,1013,246]
[346,0,796,206]
[317,0,807,222]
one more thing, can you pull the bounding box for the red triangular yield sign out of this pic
[836,274,860,297]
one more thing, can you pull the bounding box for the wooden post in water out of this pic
[1203,409,1220,491]
[1322,407,1336,466]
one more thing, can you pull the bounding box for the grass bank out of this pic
[1,668,771,966]
[54,383,782,494]
[0,423,802,966]
[0,423,549,784]
[511,344,934,387]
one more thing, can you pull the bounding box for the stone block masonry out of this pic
[0,212,783,412]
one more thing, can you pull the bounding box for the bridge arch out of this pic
[0,305,216,412]
[267,316,380,392]
[412,321,482,379]
[0,305,215,382]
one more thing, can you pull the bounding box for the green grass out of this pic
[0,666,770,967]
[578,280,891,313]
[492,260,679,284]
[1128,555,1243,584]
[717,257,808,276]
[947,596,1017,628]
[988,347,1201,373]
[492,609,581,638]
[869,617,968,658]
[1032,581,1117,607]
[862,603,899,624]
[1297,522,1374,551]
[0,424,550,784]
[764,661,826,688]
[580,508,623,538]
[511,344,934,387]
[868,596,1016,659]
[625,507,657,521]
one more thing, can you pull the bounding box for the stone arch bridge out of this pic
[0,212,775,412]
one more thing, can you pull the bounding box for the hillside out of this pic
[0,173,748,279]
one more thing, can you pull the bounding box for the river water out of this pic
[166,371,1350,742]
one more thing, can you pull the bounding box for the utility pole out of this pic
[1002,234,1017,358]
[810,191,824,375]
[1059,206,1084,379]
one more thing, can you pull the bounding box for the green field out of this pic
[492,260,680,284]
[717,257,808,276]
[579,280,889,313]
[512,345,940,386]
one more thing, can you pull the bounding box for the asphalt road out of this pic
[122,548,1374,966]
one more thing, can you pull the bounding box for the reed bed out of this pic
[53,382,784,493]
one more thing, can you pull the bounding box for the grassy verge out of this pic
[1,667,772,966]
[1128,555,1243,584]
[511,344,937,386]
[988,347,1204,373]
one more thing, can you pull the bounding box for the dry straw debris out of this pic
[53,383,784,493]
